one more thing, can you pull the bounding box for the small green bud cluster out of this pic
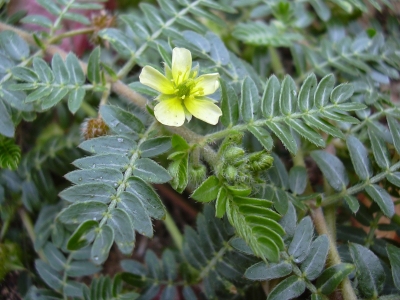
[188,163,207,187]
[217,134,274,185]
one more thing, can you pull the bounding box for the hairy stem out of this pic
[163,211,183,251]
[18,208,46,261]
[310,207,357,300]
[268,46,285,78]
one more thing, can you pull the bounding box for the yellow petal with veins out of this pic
[172,48,192,85]
[194,73,220,96]
[184,98,222,125]
[139,66,175,94]
[154,97,185,127]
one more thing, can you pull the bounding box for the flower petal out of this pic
[184,98,222,125]
[194,73,220,96]
[139,66,175,94]
[154,98,185,127]
[172,48,192,85]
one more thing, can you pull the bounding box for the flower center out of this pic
[176,79,195,100]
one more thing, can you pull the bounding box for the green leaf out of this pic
[285,119,325,147]
[304,115,345,139]
[229,237,253,255]
[107,208,135,254]
[207,32,230,65]
[387,172,400,187]
[349,243,385,298]
[41,88,69,109]
[320,110,359,124]
[118,191,153,237]
[344,195,360,213]
[265,121,297,154]
[35,260,63,291]
[11,67,38,82]
[245,261,292,281]
[33,57,54,83]
[314,74,335,108]
[300,235,329,280]
[365,184,394,217]
[310,0,331,21]
[60,183,116,203]
[67,220,98,251]
[100,105,144,135]
[87,47,101,84]
[65,261,101,277]
[387,116,400,154]
[98,29,136,57]
[43,243,66,272]
[0,137,21,170]
[129,82,158,97]
[79,136,137,155]
[368,129,390,169]
[65,168,122,187]
[1,88,33,111]
[346,135,372,180]
[0,100,14,137]
[191,175,220,202]
[268,275,306,300]
[132,158,171,184]
[299,73,317,112]
[126,177,166,220]
[311,150,349,192]
[168,154,189,193]
[241,76,259,123]
[171,134,190,151]
[288,217,313,263]
[182,30,210,52]
[386,244,400,291]
[279,75,297,115]
[139,137,171,158]
[279,202,297,238]
[21,15,53,28]
[215,187,227,218]
[66,53,85,85]
[220,79,239,127]
[52,54,69,84]
[57,201,107,225]
[140,3,164,30]
[248,126,273,151]
[91,224,114,265]
[289,166,307,195]
[262,75,280,118]
[25,86,52,103]
[316,263,354,295]
[0,31,29,61]
[37,0,61,15]
[68,87,85,114]
[330,83,354,104]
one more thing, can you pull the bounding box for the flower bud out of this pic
[248,151,274,171]
[224,146,245,161]
[189,163,207,187]
[224,165,238,182]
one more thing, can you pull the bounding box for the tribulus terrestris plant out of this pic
[0,0,400,299]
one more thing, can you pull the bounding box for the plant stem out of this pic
[310,207,357,300]
[18,208,46,261]
[48,27,95,44]
[163,212,183,251]
[268,46,285,78]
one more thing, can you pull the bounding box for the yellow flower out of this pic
[139,47,222,127]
